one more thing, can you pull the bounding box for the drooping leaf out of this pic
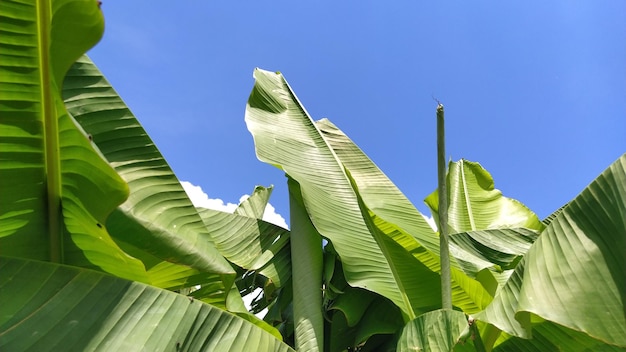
[352,295,405,347]
[449,228,539,278]
[318,119,493,315]
[477,154,626,348]
[346,168,443,318]
[329,287,376,328]
[0,0,149,281]
[197,208,289,279]
[517,154,626,346]
[0,256,294,352]
[426,160,544,234]
[63,55,235,278]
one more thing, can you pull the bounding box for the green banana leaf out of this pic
[196,186,292,335]
[477,154,626,348]
[63,55,234,278]
[1,1,292,347]
[448,228,538,283]
[0,256,294,352]
[426,159,545,317]
[63,56,296,337]
[492,323,624,352]
[425,159,544,234]
[245,69,494,319]
[235,185,274,219]
[197,206,290,282]
[62,55,241,312]
[321,244,403,351]
[396,309,471,352]
[246,68,434,318]
[318,119,495,315]
[0,0,148,281]
[327,286,404,351]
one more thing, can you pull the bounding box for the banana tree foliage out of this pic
[245,69,625,351]
[0,1,293,350]
[2,1,624,351]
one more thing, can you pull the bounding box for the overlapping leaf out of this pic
[426,160,545,309]
[246,69,447,317]
[449,228,538,281]
[62,56,235,283]
[197,207,289,281]
[425,159,544,234]
[0,0,148,281]
[319,119,494,314]
[246,70,499,319]
[477,154,626,348]
[397,309,470,352]
[0,257,293,352]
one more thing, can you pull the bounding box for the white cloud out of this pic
[181,181,289,229]
[181,181,239,213]
[422,213,438,232]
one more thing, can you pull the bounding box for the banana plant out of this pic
[245,69,625,351]
[0,1,294,350]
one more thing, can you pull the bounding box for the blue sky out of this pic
[88,2,625,225]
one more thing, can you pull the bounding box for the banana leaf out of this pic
[477,154,626,348]
[245,69,496,319]
[0,256,293,352]
[0,0,148,281]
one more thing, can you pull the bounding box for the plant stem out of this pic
[288,177,324,352]
[437,103,452,310]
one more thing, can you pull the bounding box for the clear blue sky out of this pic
[88,2,625,224]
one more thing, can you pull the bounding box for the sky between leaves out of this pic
[87,2,626,226]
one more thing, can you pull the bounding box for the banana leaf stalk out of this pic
[437,103,452,310]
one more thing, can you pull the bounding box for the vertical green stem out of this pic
[437,103,451,310]
[288,177,324,352]
[38,0,63,263]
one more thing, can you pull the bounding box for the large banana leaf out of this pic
[0,0,149,281]
[318,119,494,314]
[477,154,626,348]
[246,69,449,318]
[0,256,294,352]
[246,70,499,319]
[1,2,292,348]
[63,55,234,277]
[61,55,240,311]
